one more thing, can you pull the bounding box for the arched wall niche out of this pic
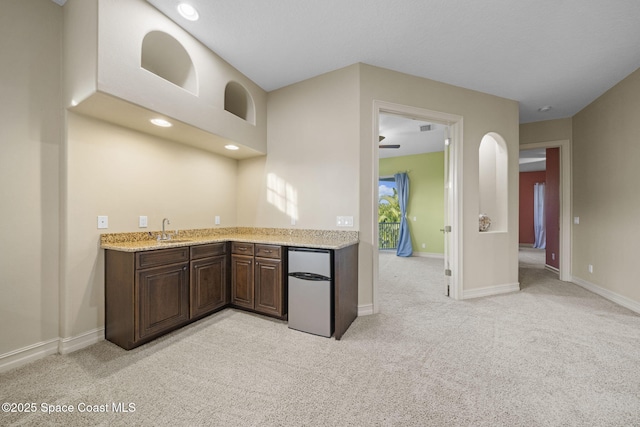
[224,81,256,124]
[141,31,198,94]
[479,132,508,232]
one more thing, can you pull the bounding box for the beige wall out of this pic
[359,64,520,300]
[62,113,238,338]
[0,0,62,355]
[520,118,572,144]
[237,65,360,229]
[2,1,523,360]
[572,67,640,303]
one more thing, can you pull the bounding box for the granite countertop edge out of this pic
[101,231,359,252]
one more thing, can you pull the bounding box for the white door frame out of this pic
[372,100,464,313]
[519,140,572,281]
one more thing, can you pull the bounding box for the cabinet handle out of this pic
[264,250,272,253]
[238,247,247,251]
[183,266,187,271]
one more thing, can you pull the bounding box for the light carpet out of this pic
[2,253,639,426]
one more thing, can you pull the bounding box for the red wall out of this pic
[545,148,560,269]
[519,171,546,244]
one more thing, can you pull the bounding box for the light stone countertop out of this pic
[100,227,359,252]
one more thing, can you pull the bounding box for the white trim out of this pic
[572,277,640,315]
[462,282,520,299]
[58,327,104,354]
[0,338,59,373]
[520,140,571,282]
[413,252,445,259]
[358,304,374,316]
[545,264,560,273]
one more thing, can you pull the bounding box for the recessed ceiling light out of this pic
[537,106,552,112]
[177,3,199,21]
[150,118,172,127]
[224,144,239,151]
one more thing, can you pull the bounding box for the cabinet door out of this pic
[231,254,254,309]
[190,255,226,318]
[255,258,282,317]
[136,263,189,340]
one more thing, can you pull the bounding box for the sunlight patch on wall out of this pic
[267,173,298,223]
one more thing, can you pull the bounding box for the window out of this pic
[378,177,400,248]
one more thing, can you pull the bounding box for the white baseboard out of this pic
[463,282,520,299]
[572,277,640,315]
[413,252,445,259]
[59,328,104,354]
[0,328,105,374]
[358,304,374,316]
[545,264,560,273]
[0,338,59,374]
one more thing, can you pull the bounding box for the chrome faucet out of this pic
[159,218,171,241]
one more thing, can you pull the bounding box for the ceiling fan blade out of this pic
[379,144,400,149]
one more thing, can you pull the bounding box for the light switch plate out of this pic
[337,216,354,227]
[139,216,148,228]
[215,215,220,225]
[574,217,580,224]
[97,215,108,229]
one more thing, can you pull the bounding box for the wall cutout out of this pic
[141,31,197,94]
[225,81,255,124]
[478,132,508,232]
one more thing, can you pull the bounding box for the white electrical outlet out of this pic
[588,264,594,274]
[337,216,354,227]
[291,216,296,225]
[551,253,555,261]
[215,215,220,225]
[139,216,148,228]
[97,215,108,229]
[413,216,417,221]
[574,217,580,224]
[421,243,426,249]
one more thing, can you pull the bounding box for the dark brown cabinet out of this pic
[231,250,254,309]
[105,238,354,349]
[255,254,283,317]
[106,247,191,349]
[190,243,229,319]
[136,261,189,340]
[106,244,229,350]
[231,242,285,318]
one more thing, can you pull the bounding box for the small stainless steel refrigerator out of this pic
[287,247,334,337]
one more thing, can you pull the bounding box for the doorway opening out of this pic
[372,101,463,313]
[518,140,571,281]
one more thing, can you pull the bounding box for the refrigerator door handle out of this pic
[288,272,331,281]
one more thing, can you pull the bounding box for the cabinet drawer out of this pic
[136,247,189,269]
[191,242,226,260]
[232,242,254,256]
[255,244,281,259]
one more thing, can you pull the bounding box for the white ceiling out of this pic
[144,0,640,124]
[378,114,446,159]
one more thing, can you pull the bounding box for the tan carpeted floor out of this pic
[2,252,639,426]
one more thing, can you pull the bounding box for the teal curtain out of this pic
[394,172,413,257]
